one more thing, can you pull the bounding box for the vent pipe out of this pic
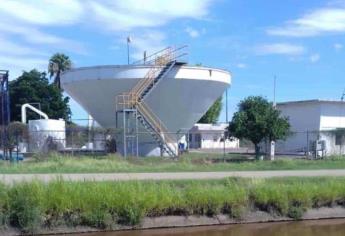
[21,103,49,123]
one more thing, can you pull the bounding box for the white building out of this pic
[188,123,239,149]
[276,100,345,156]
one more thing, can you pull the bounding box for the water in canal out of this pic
[69,219,345,236]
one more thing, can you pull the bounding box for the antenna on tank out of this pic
[341,88,345,101]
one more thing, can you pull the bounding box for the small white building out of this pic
[276,100,345,156]
[188,123,239,149]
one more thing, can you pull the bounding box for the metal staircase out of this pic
[116,46,187,157]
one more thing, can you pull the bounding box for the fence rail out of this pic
[0,126,344,159]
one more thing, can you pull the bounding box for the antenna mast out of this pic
[341,88,345,101]
[273,75,276,108]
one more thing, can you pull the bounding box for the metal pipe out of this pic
[21,103,49,123]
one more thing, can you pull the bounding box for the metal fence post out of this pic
[306,130,309,158]
[71,128,74,156]
[223,131,226,161]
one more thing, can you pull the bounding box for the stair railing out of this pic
[116,45,188,157]
[137,101,177,154]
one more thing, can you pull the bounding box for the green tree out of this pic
[228,96,290,158]
[48,53,72,89]
[198,97,222,123]
[9,70,71,122]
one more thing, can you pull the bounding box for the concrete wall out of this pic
[276,102,321,154]
[319,132,345,156]
[276,101,345,156]
[319,102,345,130]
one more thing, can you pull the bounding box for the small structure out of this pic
[188,123,239,149]
[21,103,66,152]
[276,100,345,157]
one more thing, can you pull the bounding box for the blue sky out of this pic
[1,0,345,124]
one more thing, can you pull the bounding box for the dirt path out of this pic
[1,169,345,184]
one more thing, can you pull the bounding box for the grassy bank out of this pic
[1,153,345,173]
[1,177,345,233]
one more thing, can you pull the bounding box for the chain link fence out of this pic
[0,121,240,159]
[1,120,344,160]
[271,130,345,158]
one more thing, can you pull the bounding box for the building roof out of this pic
[277,99,345,106]
[191,123,228,132]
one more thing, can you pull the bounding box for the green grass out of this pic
[1,153,345,173]
[1,177,345,233]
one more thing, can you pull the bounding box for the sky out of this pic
[1,0,345,124]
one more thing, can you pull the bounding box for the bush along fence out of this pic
[0,122,239,159]
[1,177,345,234]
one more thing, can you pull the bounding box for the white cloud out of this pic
[0,22,86,54]
[267,7,345,37]
[0,0,211,30]
[0,37,48,57]
[255,43,306,55]
[185,27,201,38]
[184,27,206,38]
[87,0,211,31]
[128,31,167,60]
[334,43,343,51]
[236,63,247,68]
[0,55,48,79]
[0,0,83,25]
[310,53,320,63]
[0,0,212,68]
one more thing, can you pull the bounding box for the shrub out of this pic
[8,182,44,233]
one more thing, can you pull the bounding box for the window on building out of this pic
[335,133,343,146]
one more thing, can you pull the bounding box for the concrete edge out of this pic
[1,207,345,235]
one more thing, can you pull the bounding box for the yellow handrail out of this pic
[137,101,176,147]
[115,45,188,156]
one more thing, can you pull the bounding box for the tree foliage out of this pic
[9,70,71,122]
[198,97,222,124]
[228,96,290,157]
[48,53,72,89]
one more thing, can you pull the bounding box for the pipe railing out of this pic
[132,45,188,65]
[21,103,49,124]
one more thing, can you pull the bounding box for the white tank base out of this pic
[28,119,66,152]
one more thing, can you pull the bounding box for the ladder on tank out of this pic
[116,46,188,158]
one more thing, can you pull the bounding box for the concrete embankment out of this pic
[2,207,345,236]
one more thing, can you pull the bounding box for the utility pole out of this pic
[273,75,276,107]
[269,75,277,161]
[225,88,228,123]
[127,36,132,65]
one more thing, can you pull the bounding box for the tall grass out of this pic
[0,177,345,233]
[1,153,345,173]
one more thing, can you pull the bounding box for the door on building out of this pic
[194,133,201,149]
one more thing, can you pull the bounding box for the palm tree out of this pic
[48,53,72,89]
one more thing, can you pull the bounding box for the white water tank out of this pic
[28,119,66,152]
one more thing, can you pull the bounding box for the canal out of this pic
[69,219,345,236]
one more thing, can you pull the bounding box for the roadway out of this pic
[1,169,345,184]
